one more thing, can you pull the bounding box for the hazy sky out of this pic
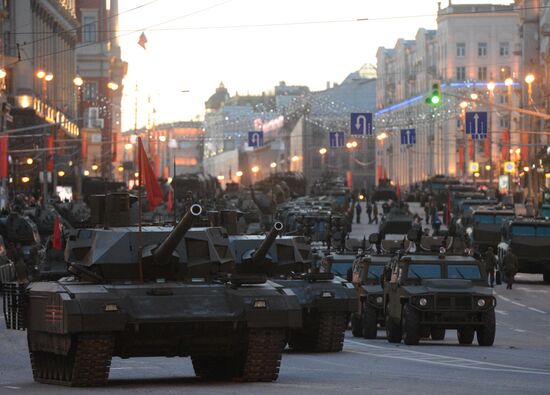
[118,0,511,131]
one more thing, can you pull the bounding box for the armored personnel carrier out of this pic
[229,225,355,353]
[2,199,301,386]
[383,252,496,346]
[372,179,397,202]
[466,206,515,252]
[378,207,414,238]
[498,218,550,283]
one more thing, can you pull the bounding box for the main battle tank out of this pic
[228,222,355,352]
[2,199,301,386]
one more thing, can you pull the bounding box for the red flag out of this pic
[52,216,62,250]
[167,186,173,213]
[138,32,148,49]
[0,134,7,177]
[47,135,54,172]
[138,137,163,209]
[396,183,401,201]
[445,191,452,225]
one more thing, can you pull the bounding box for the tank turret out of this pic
[232,222,283,275]
[251,222,284,265]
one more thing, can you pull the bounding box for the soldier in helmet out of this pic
[484,247,497,288]
[503,247,519,290]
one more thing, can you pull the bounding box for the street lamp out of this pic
[270,162,277,169]
[251,166,260,174]
[487,81,495,93]
[91,164,99,171]
[83,170,90,176]
[460,101,468,109]
[0,69,6,79]
[57,170,65,177]
[470,93,478,101]
[376,132,388,141]
[21,176,30,183]
[235,170,243,177]
[291,155,300,162]
[26,158,33,165]
[36,70,46,79]
[73,75,83,87]
[319,147,327,155]
[107,81,119,91]
[44,72,53,82]
[124,143,133,150]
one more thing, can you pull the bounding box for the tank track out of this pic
[238,328,285,382]
[289,312,347,352]
[29,333,114,387]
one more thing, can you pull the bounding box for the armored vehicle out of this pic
[383,252,496,346]
[466,206,515,252]
[229,226,355,353]
[2,202,302,386]
[372,179,397,202]
[498,218,550,282]
[351,254,391,339]
[378,207,414,237]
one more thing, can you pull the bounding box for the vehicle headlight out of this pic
[375,296,383,304]
[477,298,486,307]
[321,291,333,298]
[419,297,428,307]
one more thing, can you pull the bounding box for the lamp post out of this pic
[487,81,495,187]
[505,78,514,163]
[319,147,327,174]
[524,74,536,204]
[73,75,84,200]
[460,101,469,179]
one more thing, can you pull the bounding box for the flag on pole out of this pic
[0,134,7,177]
[52,216,63,250]
[445,190,452,225]
[396,183,401,202]
[47,135,54,172]
[167,186,174,213]
[138,137,163,210]
[138,32,148,49]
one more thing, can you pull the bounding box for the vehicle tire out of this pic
[362,304,378,339]
[543,271,550,284]
[351,313,363,338]
[476,309,496,346]
[385,304,402,343]
[402,304,421,345]
[457,328,475,345]
[431,327,446,341]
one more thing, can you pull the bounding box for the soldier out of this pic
[503,248,519,290]
[366,201,373,224]
[373,202,379,225]
[484,247,497,287]
[355,201,362,224]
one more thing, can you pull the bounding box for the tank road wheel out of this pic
[315,312,347,352]
[191,356,234,381]
[362,305,378,339]
[402,304,421,346]
[431,327,446,341]
[234,328,285,382]
[385,305,402,343]
[457,328,475,345]
[351,313,363,338]
[29,333,114,387]
[476,310,496,346]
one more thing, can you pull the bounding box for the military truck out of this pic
[351,254,391,339]
[2,200,302,386]
[229,227,356,353]
[466,206,515,253]
[498,218,550,283]
[383,252,496,346]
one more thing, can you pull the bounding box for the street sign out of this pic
[400,128,416,145]
[248,131,264,148]
[471,132,487,140]
[329,131,345,148]
[350,113,373,136]
[469,162,480,173]
[465,111,488,135]
[503,161,516,173]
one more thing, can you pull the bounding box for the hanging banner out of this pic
[0,134,7,177]
[47,135,54,172]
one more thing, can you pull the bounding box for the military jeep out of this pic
[383,253,496,346]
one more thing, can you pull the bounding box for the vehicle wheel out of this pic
[543,271,550,284]
[457,328,475,345]
[385,304,402,343]
[402,304,421,345]
[477,310,496,346]
[362,304,378,339]
[431,327,446,341]
[351,313,363,338]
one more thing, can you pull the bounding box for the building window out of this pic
[82,15,97,43]
[478,42,487,57]
[499,94,508,104]
[499,66,511,80]
[499,116,509,128]
[456,43,465,57]
[478,66,487,81]
[83,82,98,100]
[456,66,466,81]
[499,42,509,56]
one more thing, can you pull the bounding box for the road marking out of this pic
[516,287,548,293]
[495,309,508,316]
[528,307,547,314]
[497,295,511,302]
[510,301,526,307]
[345,340,550,376]
[111,366,161,370]
[513,329,527,333]
[3,386,21,390]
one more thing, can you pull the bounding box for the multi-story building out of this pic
[75,0,127,179]
[376,2,520,187]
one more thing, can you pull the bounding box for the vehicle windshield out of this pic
[474,214,494,224]
[495,214,513,224]
[407,264,441,280]
[447,264,482,280]
[511,226,535,236]
[536,226,550,237]
[367,265,384,280]
[331,263,352,277]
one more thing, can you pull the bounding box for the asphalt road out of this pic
[1,202,549,394]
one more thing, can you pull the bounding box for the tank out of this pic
[228,223,355,353]
[372,179,397,202]
[2,203,301,386]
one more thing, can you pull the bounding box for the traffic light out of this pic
[426,82,442,106]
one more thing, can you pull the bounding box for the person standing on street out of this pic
[355,201,362,224]
[484,247,497,287]
[366,201,373,224]
[373,202,379,224]
[424,201,431,225]
[503,248,519,290]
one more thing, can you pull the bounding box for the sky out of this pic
[118,0,512,132]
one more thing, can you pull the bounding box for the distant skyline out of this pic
[118,0,512,132]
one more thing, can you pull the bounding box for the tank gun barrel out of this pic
[251,222,283,265]
[153,204,202,264]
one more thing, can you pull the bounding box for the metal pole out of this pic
[42,133,48,206]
